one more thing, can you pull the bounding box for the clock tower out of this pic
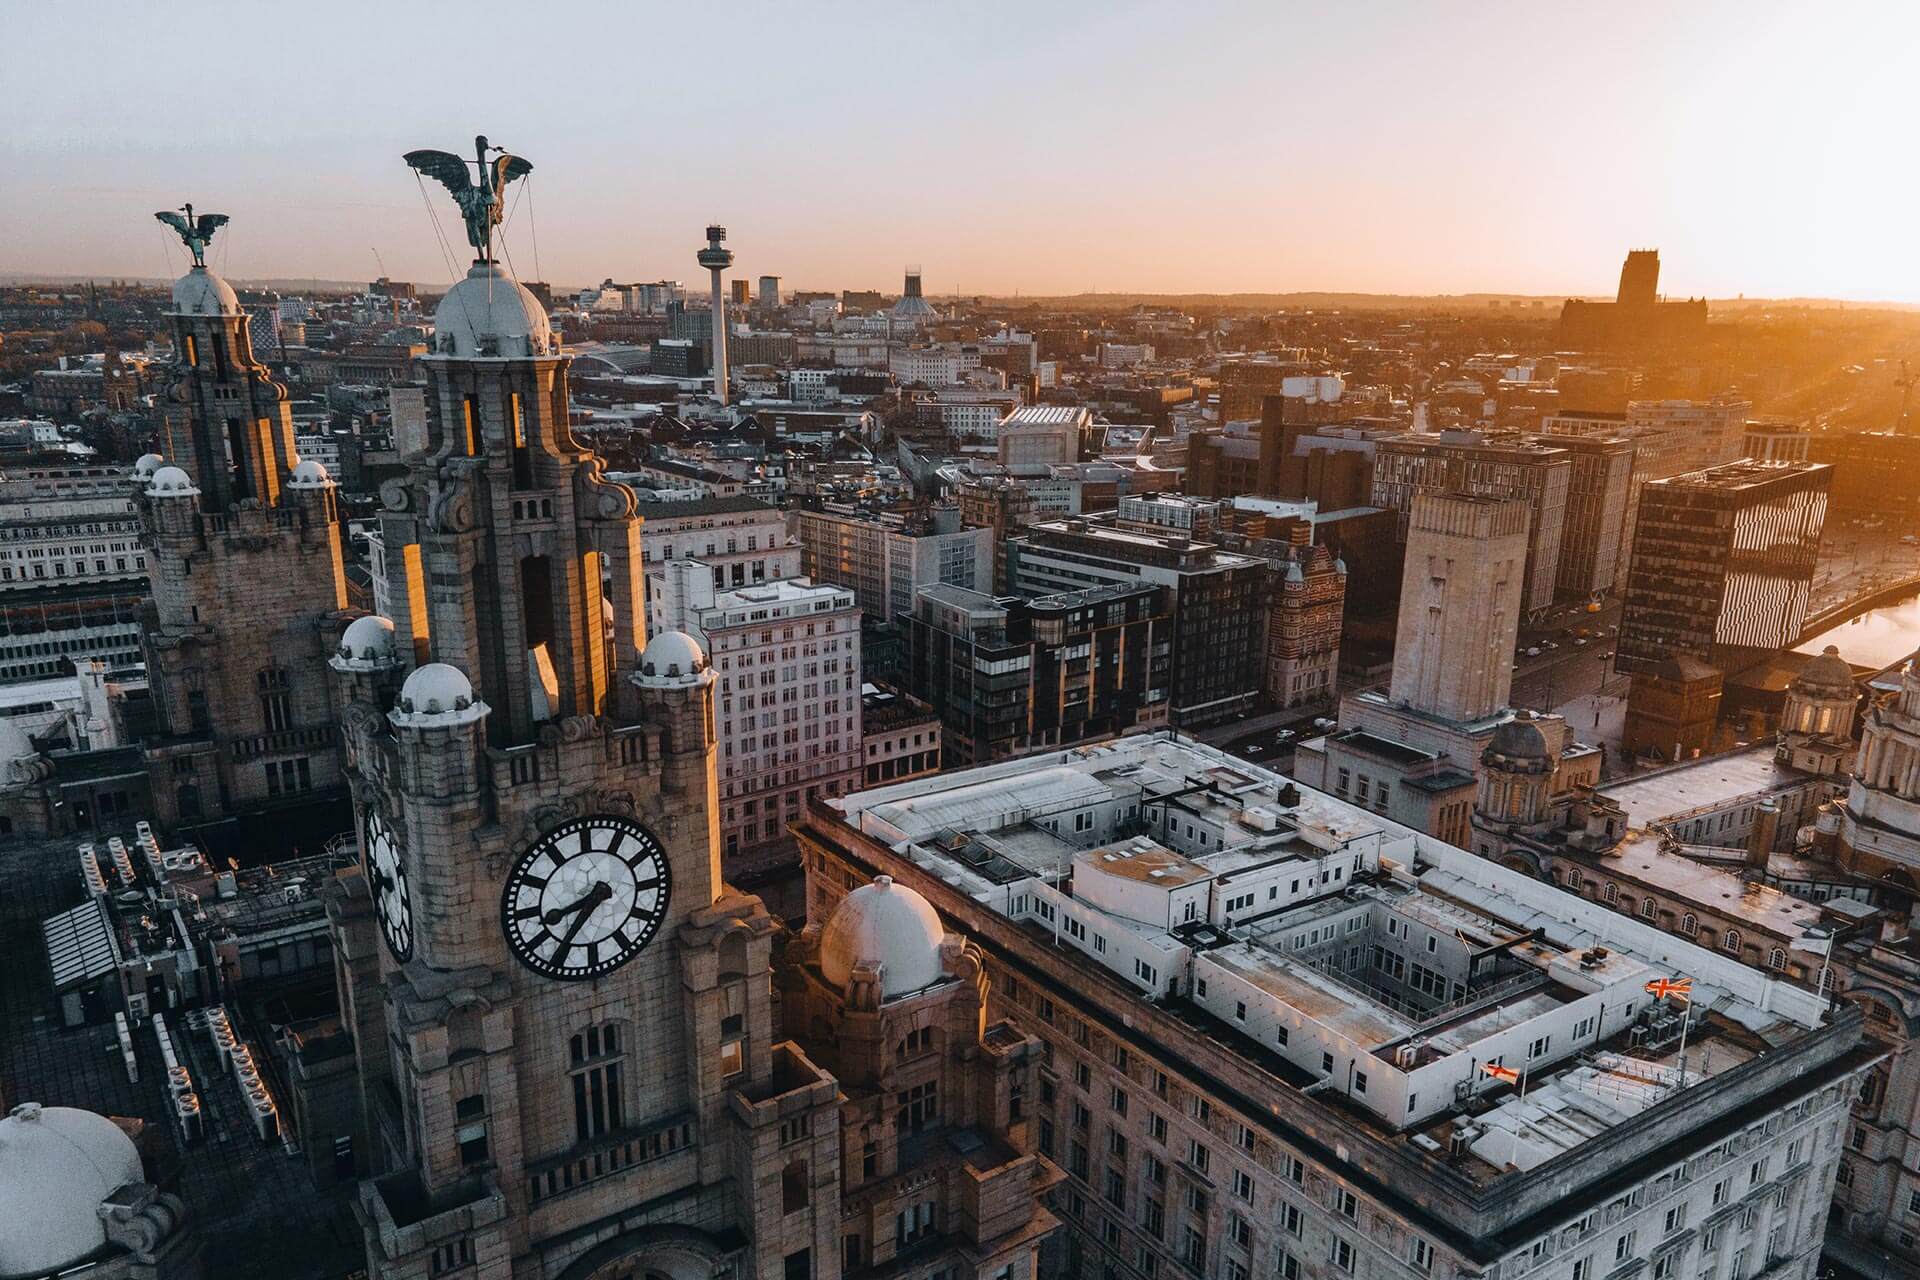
[323,142,841,1280]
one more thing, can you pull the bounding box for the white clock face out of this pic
[499,816,670,981]
[365,807,414,962]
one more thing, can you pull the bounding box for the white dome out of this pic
[333,614,398,671]
[637,630,710,687]
[391,661,488,727]
[287,458,333,489]
[820,875,947,998]
[146,465,199,498]
[131,453,163,480]
[433,262,555,359]
[0,1103,143,1276]
[170,265,240,317]
[0,716,38,786]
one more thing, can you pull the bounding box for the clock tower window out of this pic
[454,1093,489,1167]
[569,1022,626,1142]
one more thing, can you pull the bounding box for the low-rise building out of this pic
[796,733,1873,1280]
[860,681,942,788]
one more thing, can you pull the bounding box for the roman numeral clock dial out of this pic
[500,816,671,981]
[364,807,414,963]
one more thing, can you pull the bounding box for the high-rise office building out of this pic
[1005,515,1268,727]
[1617,460,1831,674]
[1370,431,1571,620]
[1536,433,1634,602]
[904,582,1170,764]
[789,506,991,624]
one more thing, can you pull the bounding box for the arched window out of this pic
[1639,898,1656,920]
[1680,913,1697,937]
[1821,967,1838,996]
[1767,948,1787,972]
[1723,929,1742,954]
[1603,883,1619,906]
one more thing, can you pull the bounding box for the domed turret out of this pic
[170,265,240,318]
[432,262,555,358]
[0,1102,144,1276]
[1791,645,1854,700]
[637,630,711,687]
[146,464,199,498]
[131,452,163,481]
[820,875,947,999]
[1483,718,1553,774]
[0,716,51,788]
[390,661,488,727]
[286,458,334,490]
[333,615,399,671]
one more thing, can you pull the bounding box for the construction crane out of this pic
[371,246,389,282]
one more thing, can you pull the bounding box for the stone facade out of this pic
[320,248,1054,1280]
[795,736,1874,1280]
[136,263,350,830]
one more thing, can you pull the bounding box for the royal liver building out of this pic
[320,139,1057,1280]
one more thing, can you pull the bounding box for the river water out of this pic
[1795,593,1920,670]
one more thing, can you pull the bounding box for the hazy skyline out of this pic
[6,0,1914,301]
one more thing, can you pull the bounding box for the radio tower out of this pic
[697,224,734,406]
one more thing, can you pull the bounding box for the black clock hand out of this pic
[550,882,614,952]
[543,882,612,927]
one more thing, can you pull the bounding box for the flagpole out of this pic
[1507,1061,1530,1169]
[1671,998,1691,1095]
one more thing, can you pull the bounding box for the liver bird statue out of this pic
[404,134,533,264]
[154,204,229,269]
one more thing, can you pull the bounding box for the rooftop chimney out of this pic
[1744,801,1779,875]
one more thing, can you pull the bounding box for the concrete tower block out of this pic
[1389,493,1530,724]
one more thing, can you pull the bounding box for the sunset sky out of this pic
[5,0,1913,301]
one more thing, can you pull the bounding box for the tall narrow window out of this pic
[510,392,533,489]
[569,1021,625,1144]
[257,667,292,731]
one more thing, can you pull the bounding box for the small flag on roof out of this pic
[1645,976,1692,1002]
[1481,1062,1520,1083]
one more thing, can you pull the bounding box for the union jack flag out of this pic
[1481,1062,1520,1083]
[1644,976,1692,1002]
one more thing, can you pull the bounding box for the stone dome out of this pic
[0,1102,144,1276]
[131,452,163,480]
[390,661,488,727]
[286,458,334,489]
[170,265,240,317]
[333,614,398,670]
[637,630,710,687]
[1483,718,1552,773]
[432,262,555,359]
[820,875,947,998]
[0,716,46,787]
[146,465,199,498]
[1791,645,1854,699]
